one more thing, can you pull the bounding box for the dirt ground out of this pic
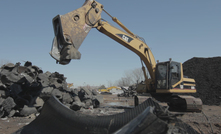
[0,94,221,134]
[177,105,221,134]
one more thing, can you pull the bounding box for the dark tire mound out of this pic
[183,57,221,105]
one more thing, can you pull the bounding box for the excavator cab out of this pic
[155,60,196,93]
[154,61,202,112]
[156,61,181,90]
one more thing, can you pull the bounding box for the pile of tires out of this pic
[183,57,221,105]
[0,61,102,118]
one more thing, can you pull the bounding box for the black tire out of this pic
[16,96,167,134]
[2,97,16,115]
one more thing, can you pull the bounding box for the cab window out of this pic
[170,62,181,86]
[156,64,167,89]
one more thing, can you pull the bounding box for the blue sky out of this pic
[0,0,220,87]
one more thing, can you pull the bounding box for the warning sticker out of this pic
[83,24,91,33]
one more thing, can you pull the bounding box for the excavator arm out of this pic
[50,0,156,90]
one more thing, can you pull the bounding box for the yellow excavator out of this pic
[67,83,73,88]
[98,86,121,93]
[50,0,202,112]
[15,1,204,133]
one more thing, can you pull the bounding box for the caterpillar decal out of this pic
[116,34,133,43]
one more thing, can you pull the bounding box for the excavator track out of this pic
[168,95,202,112]
[151,93,202,112]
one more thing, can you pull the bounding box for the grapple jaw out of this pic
[50,15,83,65]
[50,0,102,65]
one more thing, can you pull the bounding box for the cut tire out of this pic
[14,96,168,134]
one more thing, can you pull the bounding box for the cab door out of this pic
[169,62,181,88]
[155,62,169,89]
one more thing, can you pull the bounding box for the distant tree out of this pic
[130,68,147,84]
[107,80,114,87]
[98,85,106,89]
[116,77,132,87]
[116,67,149,87]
